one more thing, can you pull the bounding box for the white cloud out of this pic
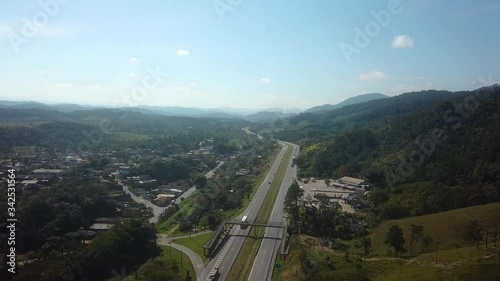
[54,83,73,88]
[175,86,185,92]
[129,57,140,64]
[129,73,136,78]
[191,82,197,88]
[391,35,414,48]
[359,71,388,81]
[176,49,190,56]
[86,84,100,89]
[261,77,272,83]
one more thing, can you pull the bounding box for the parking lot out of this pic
[297,178,355,213]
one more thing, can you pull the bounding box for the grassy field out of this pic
[277,203,500,281]
[374,246,500,281]
[369,203,500,256]
[122,245,195,281]
[156,195,197,233]
[12,145,37,153]
[278,236,500,281]
[158,245,195,278]
[174,232,214,264]
[227,144,294,280]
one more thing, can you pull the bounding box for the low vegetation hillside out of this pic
[277,204,500,281]
[369,203,500,256]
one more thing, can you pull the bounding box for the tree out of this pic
[138,259,182,281]
[194,176,207,189]
[158,205,179,224]
[465,219,483,248]
[422,236,434,253]
[99,158,109,169]
[284,180,304,231]
[385,225,406,257]
[409,224,424,255]
[361,237,372,256]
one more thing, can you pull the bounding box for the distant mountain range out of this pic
[0,100,300,120]
[0,93,388,121]
[305,93,389,113]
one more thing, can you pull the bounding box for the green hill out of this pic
[277,204,500,281]
[305,93,388,114]
[369,203,500,256]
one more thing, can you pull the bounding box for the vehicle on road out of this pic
[205,266,220,281]
[240,215,249,229]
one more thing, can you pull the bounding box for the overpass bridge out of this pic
[202,219,289,258]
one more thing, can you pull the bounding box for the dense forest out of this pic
[0,174,162,281]
[259,89,459,142]
[262,85,500,220]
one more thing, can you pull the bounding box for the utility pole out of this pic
[435,242,439,264]
[485,227,489,248]
[495,229,498,248]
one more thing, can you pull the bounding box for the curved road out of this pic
[157,236,206,277]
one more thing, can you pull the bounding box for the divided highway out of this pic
[200,142,295,281]
[248,142,299,281]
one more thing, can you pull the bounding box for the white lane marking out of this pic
[215,237,234,269]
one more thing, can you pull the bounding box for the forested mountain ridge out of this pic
[271,89,461,142]
[286,85,500,219]
[305,92,388,113]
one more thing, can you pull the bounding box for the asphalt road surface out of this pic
[200,142,296,281]
[248,142,299,281]
[157,236,206,277]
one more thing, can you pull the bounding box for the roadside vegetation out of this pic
[173,232,214,264]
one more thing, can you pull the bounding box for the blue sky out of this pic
[0,0,499,110]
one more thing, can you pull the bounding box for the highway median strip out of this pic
[227,144,294,280]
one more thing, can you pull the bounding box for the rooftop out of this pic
[339,176,367,186]
[32,168,64,174]
[89,223,114,230]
